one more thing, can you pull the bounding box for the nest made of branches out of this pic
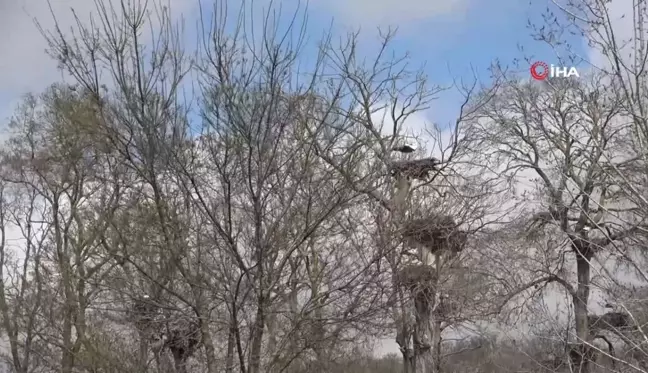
[401,215,467,253]
[436,296,460,318]
[589,312,632,331]
[132,297,163,333]
[389,158,440,180]
[131,297,201,361]
[397,264,437,291]
[165,318,201,362]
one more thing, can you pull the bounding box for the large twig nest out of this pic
[402,215,467,253]
[165,318,201,362]
[436,295,460,318]
[447,230,468,252]
[132,296,201,362]
[397,264,437,290]
[132,296,161,334]
[589,312,632,331]
[389,158,440,180]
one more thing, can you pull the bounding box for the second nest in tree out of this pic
[397,264,437,289]
[401,215,468,254]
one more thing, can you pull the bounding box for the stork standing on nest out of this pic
[389,143,445,264]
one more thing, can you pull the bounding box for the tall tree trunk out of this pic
[61,302,75,373]
[138,336,150,371]
[392,256,414,372]
[266,310,278,364]
[395,301,414,373]
[225,316,236,373]
[572,249,593,373]
[430,253,443,373]
[413,287,433,373]
[431,313,442,372]
[393,174,415,372]
[199,315,218,373]
[191,281,217,373]
[249,300,266,373]
[58,244,77,372]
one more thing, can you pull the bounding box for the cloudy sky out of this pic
[0,0,603,132]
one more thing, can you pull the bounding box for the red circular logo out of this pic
[530,61,549,80]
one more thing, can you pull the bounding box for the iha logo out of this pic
[530,61,580,80]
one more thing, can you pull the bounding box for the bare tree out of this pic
[184,6,402,371]
[30,1,436,372]
[464,73,648,372]
[0,85,126,372]
[0,141,47,373]
[301,32,504,371]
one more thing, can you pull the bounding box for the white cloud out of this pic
[587,0,634,69]
[0,0,197,123]
[307,0,468,28]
